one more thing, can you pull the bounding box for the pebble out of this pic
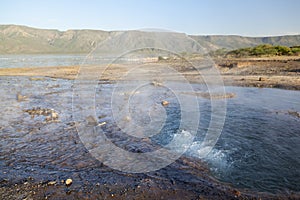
[124,116,131,122]
[86,115,98,126]
[65,178,72,186]
[161,100,169,106]
[51,112,58,119]
[233,189,241,197]
[16,93,27,101]
[45,116,51,121]
[24,107,59,122]
[151,81,163,87]
[288,110,300,118]
[48,181,56,185]
[97,122,107,126]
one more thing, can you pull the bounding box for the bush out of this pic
[223,44,297,57]
[275,46,292,55]
[291,46,300,54]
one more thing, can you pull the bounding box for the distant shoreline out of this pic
[0,56,299,90]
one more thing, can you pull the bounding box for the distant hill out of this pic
[190,35,300,50]
[0,25,299,54]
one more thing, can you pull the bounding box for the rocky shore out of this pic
[216,56,300,90]
[0,56,299,199]
[0,56,298,90]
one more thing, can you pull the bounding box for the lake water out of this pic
[199,86,300,193]
[0,54,87,68]
[0,54,137,68]
[0,75,299,195]
[0,55,299,195]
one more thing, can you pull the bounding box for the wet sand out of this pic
[0,154,263,200]
[1,173,295,200]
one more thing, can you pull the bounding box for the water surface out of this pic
[0,76,299,195]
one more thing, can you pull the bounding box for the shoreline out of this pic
[0,63,299,91]
[1,154,298,200]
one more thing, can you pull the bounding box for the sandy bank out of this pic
[0,56,299,90]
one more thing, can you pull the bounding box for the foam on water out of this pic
[187,141,231,176]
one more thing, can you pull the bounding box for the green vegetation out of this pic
[291,46,300,54]
[210,44,300,58]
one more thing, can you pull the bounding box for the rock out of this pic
[29,77,44,81]
[16,93,27,102]
[86,115,97,126]
[48,181,56,185]
[182,92,236,99]
[51,112,58,119]
[65,178,72,186]
[97,122,107,126]
[233,189,241,197]
[161,100,169,106]
[98,115,107,119]
[141,138,151,143]
[151,81,163,87]
[45,116,52,121]
[124,116,131,122]
[288,111,300,118]
[24,107,59,122]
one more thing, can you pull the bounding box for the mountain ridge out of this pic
[1,24,299,54]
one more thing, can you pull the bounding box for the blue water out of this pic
[0,54,87,68]
[193,87,300,193]
[0,54,137,68]
[93,81,300,193]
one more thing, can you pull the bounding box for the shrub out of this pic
[275,46,292,55]
[223,44,297,57]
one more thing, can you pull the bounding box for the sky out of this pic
[1,0,299,36]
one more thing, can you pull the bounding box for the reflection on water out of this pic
[0,76,299,194]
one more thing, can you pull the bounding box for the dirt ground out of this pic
[215,56,300,90]
[0,56,299,90]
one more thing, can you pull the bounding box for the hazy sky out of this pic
[1,0,299,36]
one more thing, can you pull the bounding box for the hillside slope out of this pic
[0,25,299,54]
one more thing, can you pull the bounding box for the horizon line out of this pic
[1,23,300,38]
